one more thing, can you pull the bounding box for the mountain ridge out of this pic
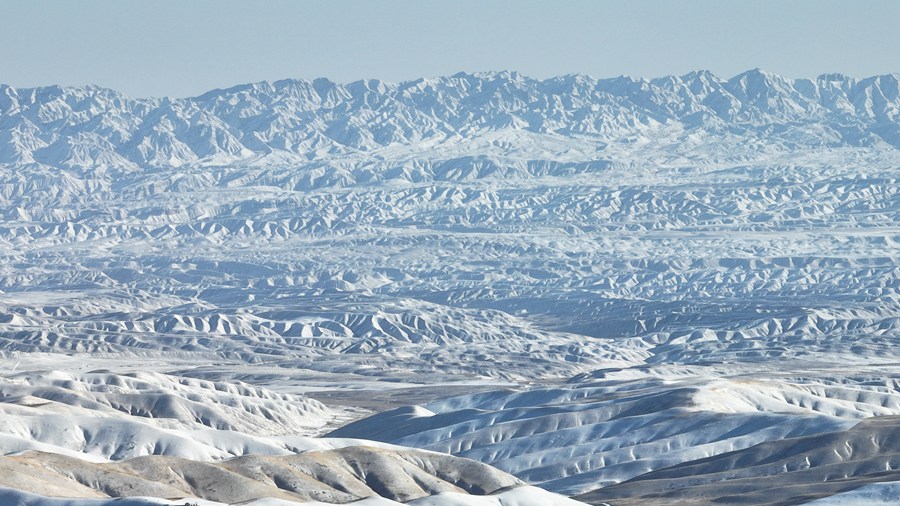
[2,70,899,172]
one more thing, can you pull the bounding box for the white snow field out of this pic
[1,70,899,504]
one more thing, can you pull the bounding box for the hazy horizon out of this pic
[2,0,898,98]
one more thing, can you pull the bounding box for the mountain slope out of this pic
[329,372,900,495]
[578,415,900,505]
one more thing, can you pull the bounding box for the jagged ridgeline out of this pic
[1,70,898,171]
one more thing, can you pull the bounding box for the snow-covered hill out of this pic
[1,71,899,504]
[0,370,339,460]
[330,371,900,496]
[580,414,900,505]
[0,371,584,505]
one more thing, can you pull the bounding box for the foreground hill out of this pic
[331,370,900,501]
[0,371,583,505]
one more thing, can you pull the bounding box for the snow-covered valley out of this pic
[1,70,899,504]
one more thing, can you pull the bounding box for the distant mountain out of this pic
[1,70,898,171]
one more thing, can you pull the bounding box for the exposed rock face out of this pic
[0,447,522,504]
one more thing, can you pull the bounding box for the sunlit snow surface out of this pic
[1,71,899,504]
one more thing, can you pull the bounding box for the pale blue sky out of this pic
[2,0,898,97]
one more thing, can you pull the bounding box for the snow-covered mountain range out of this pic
[1,70,899,505]
[2,69,899,171]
